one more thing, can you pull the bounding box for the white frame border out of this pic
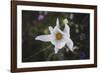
[17,5,94,68]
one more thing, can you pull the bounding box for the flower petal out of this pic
[54,47,59,54]
[57,28,64,35]
[53,18,61,34]
[35,35,51,42]
[66,38,74,51]
[48,26,53,34]
[53,39,66,54]
[53,27,64,35]
[54,40,66,49]
[56,18,60,28]
[64,24,70,37]
[63,18,68,24]
[63,19,70,37]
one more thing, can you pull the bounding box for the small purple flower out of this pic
[37,14,44,21]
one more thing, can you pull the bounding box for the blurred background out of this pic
[22,10,90,62]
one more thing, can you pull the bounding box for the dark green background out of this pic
[22,10,90,62]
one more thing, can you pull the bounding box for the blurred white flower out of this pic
[70,14,74,19]
[35,18,74,54]
[63,18,68,24]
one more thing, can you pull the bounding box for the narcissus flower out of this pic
[35,18,74,54]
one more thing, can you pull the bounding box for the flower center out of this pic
[56,32,63,40]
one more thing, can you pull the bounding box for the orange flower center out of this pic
[56,32,63,40]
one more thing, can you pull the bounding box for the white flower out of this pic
[35,18,74,54]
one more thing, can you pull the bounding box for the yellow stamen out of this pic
[56,32,63,40]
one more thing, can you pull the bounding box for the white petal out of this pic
[53,27,64,35]
[63,18,68,24]
[57,28,64,34]
[54,47,59,54]
[64,24,70,37]
[53,18,61,34]
[56,18,60,28]
[48,26,53,33]
[66,38,74,51]
[35,35,51,42]
[49,34,56,45]
[54,40,66,49]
